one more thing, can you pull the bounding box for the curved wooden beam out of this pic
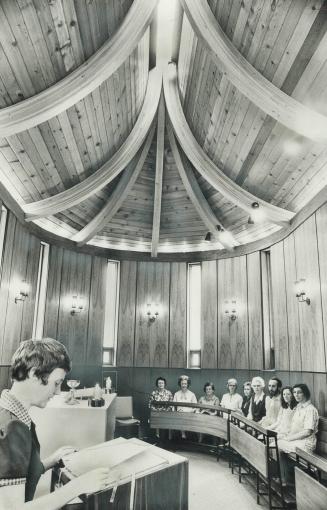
[0,0,157,137]
[23,68,162,220]
[72,123,156,246]
[167,122,234,249]
[163,63,294,224]
[151,93,165,258]
[181,0,327,142]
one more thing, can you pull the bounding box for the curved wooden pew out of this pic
[229,412,285,510]
[295,443,327,510]
[149,401,230,441]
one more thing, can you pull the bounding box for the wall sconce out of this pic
[224,300,237,320]
[248,202,265,224]
[71,295,84,315]
[295,279,310,305]
[15,281,29,304]
[146,303,159,322]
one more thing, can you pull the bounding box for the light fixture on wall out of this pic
[15,280,29,304]
[224,300,237,321]
[294,279,310,305]
[146,303,159,322]
[71,295,84,315]
[248,202,265,224]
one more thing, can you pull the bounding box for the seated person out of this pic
[278,383,318,484]
[241,381,253,418]
[198,382,220,415]
[220,378,242,412]
[149,376,173,439]
[269,386,296,437]
[198,382,220,443]
[278,384,319,453]
[173,375,197,439]
[149,377,173,411]
[248,376,266,422]
[0,338,109,509]
[261,377,282,428]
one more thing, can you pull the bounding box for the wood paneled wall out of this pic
[0,211,40,364]
[43,245,107,366]
[270,203,327,375]
[117,254,263,369]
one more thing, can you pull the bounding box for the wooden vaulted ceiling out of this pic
[0,0,327,256]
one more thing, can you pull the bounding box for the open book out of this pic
[63,438,169,488]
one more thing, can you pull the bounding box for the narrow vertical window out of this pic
[0,205,8,272]
[261,250,274,369]
[187,262,201,368]
[103,260,120,365]
[32,242,50,339]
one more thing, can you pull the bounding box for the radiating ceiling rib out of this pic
[151,92,165,258]
[181,0,327,143]
[23,68,162,220]
[163,62,295,224]
[0,0,158,137]
[71,122,156,246]
[167,122,234,249]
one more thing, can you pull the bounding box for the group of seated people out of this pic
[148,374,319,458]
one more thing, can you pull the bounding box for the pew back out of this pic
[317,417,327,457]
[150,410,228,440]
[229,423,268,477]
[295,467,327,510]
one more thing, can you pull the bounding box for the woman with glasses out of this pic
[220,378,242,412]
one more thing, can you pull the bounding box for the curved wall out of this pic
[0,197,326,416]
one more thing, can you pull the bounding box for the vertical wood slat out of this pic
[218,256,248,369]
[56,250,92,365]
[2,221,29,363]
[117,260,137,366]
[201,260,218,368]
[294,215,325,372]
[316,203,327,372]
[43,245,63,340]
[270,241,289,371]
[0,212,16,362]
[134,262,170,367]
[20,234,41,341]
[169,262,187,368]
[86,256,107,365]
[283,234,301,370]
[247,252,263,370]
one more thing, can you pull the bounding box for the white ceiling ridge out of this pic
[163,62,295,225]
[167,122,231,250]
[181,0,327,143]
[23,68,163,220]
[72,123,156,246]
[0,0,158,137]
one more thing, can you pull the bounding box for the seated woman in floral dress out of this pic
[278,383,319,484]
[149,377,173,439]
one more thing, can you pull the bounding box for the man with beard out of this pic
[261,377,282,428]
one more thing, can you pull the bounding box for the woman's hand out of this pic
[42,446,77,470]
[72,468,110,495]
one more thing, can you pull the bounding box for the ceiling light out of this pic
[248,202,265,223]
[205,232,212,242]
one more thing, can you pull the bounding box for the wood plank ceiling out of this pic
[0,0,326,256]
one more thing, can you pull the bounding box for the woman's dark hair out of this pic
[178,375,191,387]
[281,386,297,409]
[156,377,166,388]
[11,338,71,385]
[292,383,311,400]
[203,381,215,392]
